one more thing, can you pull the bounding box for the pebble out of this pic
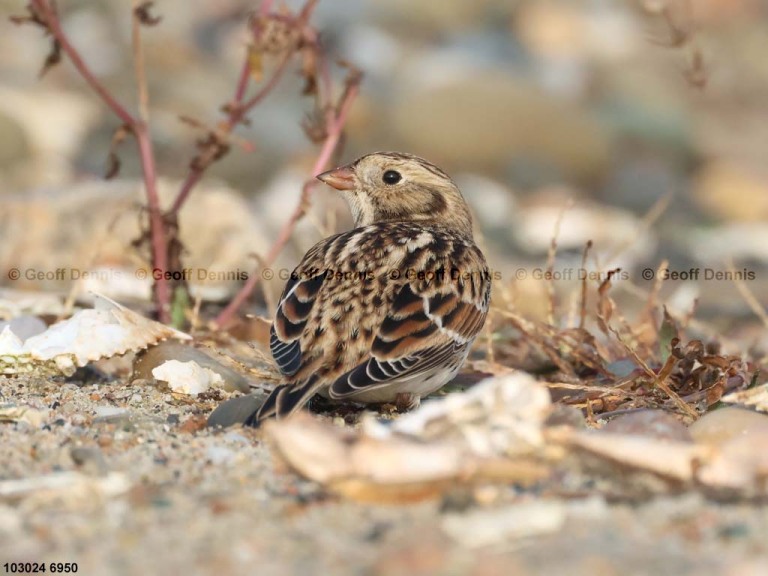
[689,407,768,446]
[442,501,567,548]
[205,444,237,466]
[69,446,109,475]
[545,404,587,429]
[70,413,89,427]
[206,393,266,428]
[93,406,131,424]
[603,410,693,442]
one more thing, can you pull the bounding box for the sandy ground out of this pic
[3,375,768,576]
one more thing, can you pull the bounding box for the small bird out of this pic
[245,152,491,426]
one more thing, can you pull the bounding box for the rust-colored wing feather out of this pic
[329,268,490,398]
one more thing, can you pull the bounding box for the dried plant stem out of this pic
[170,49,295,215]
[544,199,573,326]
[214,76,361,329]
[131,0,171,321]
[30,1,134,125]
[609,324,698,419]
[170,0,316,216]
[729,259,768,329]
[30,0,172,321]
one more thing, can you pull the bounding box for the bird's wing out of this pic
[328,269,490,399]
[269,271,325,377]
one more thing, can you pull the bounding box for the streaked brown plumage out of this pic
[245,152,491,426]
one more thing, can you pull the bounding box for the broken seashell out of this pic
[363,371,552,458]
[0,293,190,377]
[152,360,223,395]
[265,373,554,502]
[134,341,252,393]
[721,384,768,413]
[266,412,549,503]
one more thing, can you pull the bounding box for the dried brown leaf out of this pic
[39,38,61,77]
[105,124,131,180]
[134,1,162,26]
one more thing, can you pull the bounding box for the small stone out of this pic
[70,446,108,475]
[96,435,113,448]
[603,410,693,442]
[178,415,208,434]
[70,413,89,427]
[93,406,131,424]
[545,404,587,429]
[689,407,768,446]
[207,393,267,428]
[205,444,236,466]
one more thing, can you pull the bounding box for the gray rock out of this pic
[603,410,693,443]
[207,393,267,428]
[93,406,131,424]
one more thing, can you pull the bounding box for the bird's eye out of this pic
[382,170,402,185]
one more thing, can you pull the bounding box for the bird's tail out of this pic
[243,377,319,427]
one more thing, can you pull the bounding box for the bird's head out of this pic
[317,152,474,237]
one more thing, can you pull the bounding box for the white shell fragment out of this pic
[442,501,567,548]
[152,360,223,395]
[266,372,554,502]
[367,371,552,457]
[721,384,768,412]
[267,371,768,500]
[0,293,190,376]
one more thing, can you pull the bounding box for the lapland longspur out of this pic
[245,152,491,425]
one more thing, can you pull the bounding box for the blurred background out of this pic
[0,0,766,338]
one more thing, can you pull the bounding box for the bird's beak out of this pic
[316,165,356,191]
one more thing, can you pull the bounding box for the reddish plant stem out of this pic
[232,56,253,105]
[30,0,135,126]
[169,50,295,216]
[214,76,360,329]
[130,0,171,322]
[169,0,316,216]
[31,0,171,321]
[135,126,171,321]
[171,170,204,216]
[236,50,294,117]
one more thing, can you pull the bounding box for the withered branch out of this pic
[214,64,362,329]
[19,0,172,321]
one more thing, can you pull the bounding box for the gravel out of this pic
[3,375,768,575]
